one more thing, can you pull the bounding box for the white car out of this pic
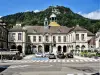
[35,53,43,57]
[44,52,50,57]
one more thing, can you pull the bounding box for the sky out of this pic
[0,0,100,19]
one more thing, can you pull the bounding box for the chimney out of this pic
[76,24,79,27]
[16,23,21,26]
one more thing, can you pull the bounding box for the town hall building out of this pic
[8,10,95,56]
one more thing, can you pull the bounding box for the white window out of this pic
[76,34,79,40]
[39,36,41,42]
[33,36,36,42]
[45,36,49,42]
[58,36,61,42]
[63,36,66,42]
[12,33,15,41]
[18,33,22,40]
[53,36,56,42]
[28,36,30,42]
[81,34,85,40]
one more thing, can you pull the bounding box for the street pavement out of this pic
[0,58,100,75]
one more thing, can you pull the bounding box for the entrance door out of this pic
[44,45,50,52]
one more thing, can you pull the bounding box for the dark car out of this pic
[0,48,8,51]
[57,54,65,59]
[49,54,56,59]
[66,53,73,58]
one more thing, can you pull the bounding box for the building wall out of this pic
[8,31,26,55]
[0,26,8,49]
[95,36,100,48]
[66,31,88,50]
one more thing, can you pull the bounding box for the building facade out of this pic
[0,19,8,49]
[95,30,100,51]
[8,12,94,55]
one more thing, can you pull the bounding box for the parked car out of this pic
[0,48,9,51]
[66,53,73,58]
[57,53,66,59]
[35,53,43,58]
[49,53,56,59]
[45,53,50,57]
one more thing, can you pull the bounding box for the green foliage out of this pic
[1,6,100,33]
[96,53,100,57]
[80,51,96,57]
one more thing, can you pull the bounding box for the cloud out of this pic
[0,16,2,18]
[77,12,82,14]
[77,10,100,20]
[34,10,40,13]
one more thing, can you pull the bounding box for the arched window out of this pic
[32,45,36,53]
[38,45,42,53]
[44,45,49,52]
[17,45,22,53]
[11,45,16,49]
[63,46,67,52]
[58,46,61,52]
[26,45,31,54]
[76,45,80,50]
[81,45,85,50]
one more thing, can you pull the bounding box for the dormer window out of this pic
[57,30,61,33]
[45,33,49,35]
[33,30,37,33]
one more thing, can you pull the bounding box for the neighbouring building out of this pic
[88,37,96,51]
[0,19,8,49]
[8,10,95,56]
[95,29,100,51]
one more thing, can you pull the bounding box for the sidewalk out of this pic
[12,71,96,75]
[74,56,100,60]
[23,55,35,60]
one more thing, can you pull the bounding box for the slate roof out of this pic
[10,23,94,36]
[68,25,94,36]
[9,25,26,32]
[88,37,96,45]
[23,26,71,34]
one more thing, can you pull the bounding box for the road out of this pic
[0,58,100,75]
